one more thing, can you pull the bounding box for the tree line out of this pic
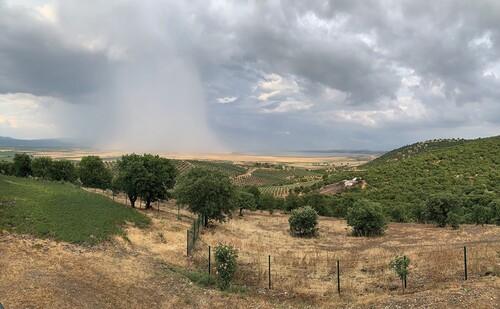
[2,145,498,231]
[0,153,259,227]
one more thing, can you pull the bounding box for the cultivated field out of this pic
[1,147,372,197]
[0,147,374,167]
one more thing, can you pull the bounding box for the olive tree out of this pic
[175,168,236,227]
[233,188,256,216]
[114,154,176,209]
[31,156,53,179]
[289,206,319,237]
[346,199,388,236]
[77,156,112,189]
[425,193,461,228]
[49,160,77,182]
[12,153,31,177]
[138,154,177,209]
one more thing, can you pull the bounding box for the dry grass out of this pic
[2,191,499,308]
[0,201,306,309]
[196,211,500,304]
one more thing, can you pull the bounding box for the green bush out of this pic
[49,160,77,182]
[425,193,461,227]
[214,243,238,290]
[346,199,388,237]
[389,255,410,291]
[288,206,319,237]
[0,161,13,175]
[489,199,500,225]
[12,153,31,177]
[446,211,461,229]
[31,156,53,179]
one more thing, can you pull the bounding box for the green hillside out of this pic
[326,136,500,223]
[365,138,468,168]
[0,175,150,244]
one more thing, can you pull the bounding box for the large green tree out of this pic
[175,168,236,226]
[139,154,177,209]
[77,156,112,189]
[425,193,462,227]
[114,154,176,209]
[233,188,256,216]
[31,156,53,179]
[49,160,77,182]
[114,154,146,208]
[12,153,32,177]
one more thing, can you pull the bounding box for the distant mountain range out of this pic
[0,136,74,148]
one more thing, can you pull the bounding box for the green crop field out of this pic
[233,169,322,187]
[0,175,150,244]
[0,150,26,162]
[259,180,321,196]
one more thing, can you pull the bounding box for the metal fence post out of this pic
[464,246,468,280]
[208,246,211,274]
[186,230,189,256]
[404,255,407,289]
[268,255,271,289]
[337,260,340,294]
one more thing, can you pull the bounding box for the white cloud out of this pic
[0,93,62,138]
[257,73,300,101]
[326,96,429,127]
[262,100,312,113]
[217,96,238,104]
[37,3,58,24]
[257,90,280,102]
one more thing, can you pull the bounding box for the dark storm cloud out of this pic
[0,1,111,100]
[1,0,499,150]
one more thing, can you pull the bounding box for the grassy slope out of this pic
[364,138,468,168]
[327,136,500,217]
[0,175,150,244]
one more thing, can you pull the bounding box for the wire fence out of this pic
[186,214,205,256]
[188,240,500,296]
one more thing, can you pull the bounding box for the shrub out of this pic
[471,205,492,226]
[489,199,500,225]
[425,193,461,227]
[446,211,461,229]
[389,255,410,292]
[0,161,13,175]
[346,199,388,236]
[214,243,238,290]
[289,206,318,237]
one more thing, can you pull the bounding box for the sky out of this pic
[0,0,499,152]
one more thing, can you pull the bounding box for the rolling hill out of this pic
[324,135,500,223]
[363,138,468,168]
